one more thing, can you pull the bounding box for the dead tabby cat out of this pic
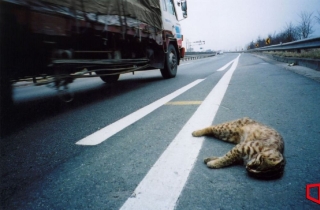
[192,117,285,179]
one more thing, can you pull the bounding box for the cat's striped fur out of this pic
[192,117,285,178]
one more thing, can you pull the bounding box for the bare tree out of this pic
[296,11,314,39]
[246,11,319,48]
[270,31,282,45]
[256,36,263,47]
[247,40,255,49]
[315,11,320,25]
[282,22,298,42]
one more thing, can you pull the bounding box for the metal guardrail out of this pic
[185,52,216,55]
[247,36,320,52]
[181,53,216,61]
[243,36,320,71]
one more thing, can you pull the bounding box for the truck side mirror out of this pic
[181,0,187,18]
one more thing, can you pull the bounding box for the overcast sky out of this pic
[179,0,320,51]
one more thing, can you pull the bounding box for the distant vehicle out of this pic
[217,50,224,55]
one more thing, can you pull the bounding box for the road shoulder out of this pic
[250,53,320,83]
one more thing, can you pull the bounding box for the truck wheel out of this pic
[99,74,120,83]
[161,44,177,79]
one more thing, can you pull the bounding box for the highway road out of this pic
[1,53,320,209]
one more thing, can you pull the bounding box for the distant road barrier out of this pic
[182,52,216,61]
[229,36,320,53]
[250,36,320,52]
[241,36,320,71]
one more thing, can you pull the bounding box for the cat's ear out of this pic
[265,153,284,166]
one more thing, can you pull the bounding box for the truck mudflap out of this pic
[180,47,186,58]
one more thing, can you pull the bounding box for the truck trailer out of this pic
[0,0,187,112]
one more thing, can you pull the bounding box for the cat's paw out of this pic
[204,156,219,164]
[192,130,203,137]
[206,159,222,169]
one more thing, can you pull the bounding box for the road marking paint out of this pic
[120,54,241,210]
[217,58,236,71]
[165,101,202,105]
[76,79,205,145]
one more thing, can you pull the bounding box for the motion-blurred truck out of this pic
[0,0,187,108]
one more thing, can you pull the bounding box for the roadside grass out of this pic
[263,48,320,59]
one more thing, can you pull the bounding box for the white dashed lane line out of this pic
[76,79,205,146]
[217,58,236,71]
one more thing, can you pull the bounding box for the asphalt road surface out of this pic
[1,53,320,210]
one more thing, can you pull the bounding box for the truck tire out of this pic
[161,44,177,79]
[99,74,120,83]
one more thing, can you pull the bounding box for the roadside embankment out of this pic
[251,52,320,83]
[257,50,320,71]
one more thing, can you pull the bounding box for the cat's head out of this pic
[246,151,285,179]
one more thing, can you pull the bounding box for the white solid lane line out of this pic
[120,54,241,210]
[76,79,205,145]
[217,58,236,71]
